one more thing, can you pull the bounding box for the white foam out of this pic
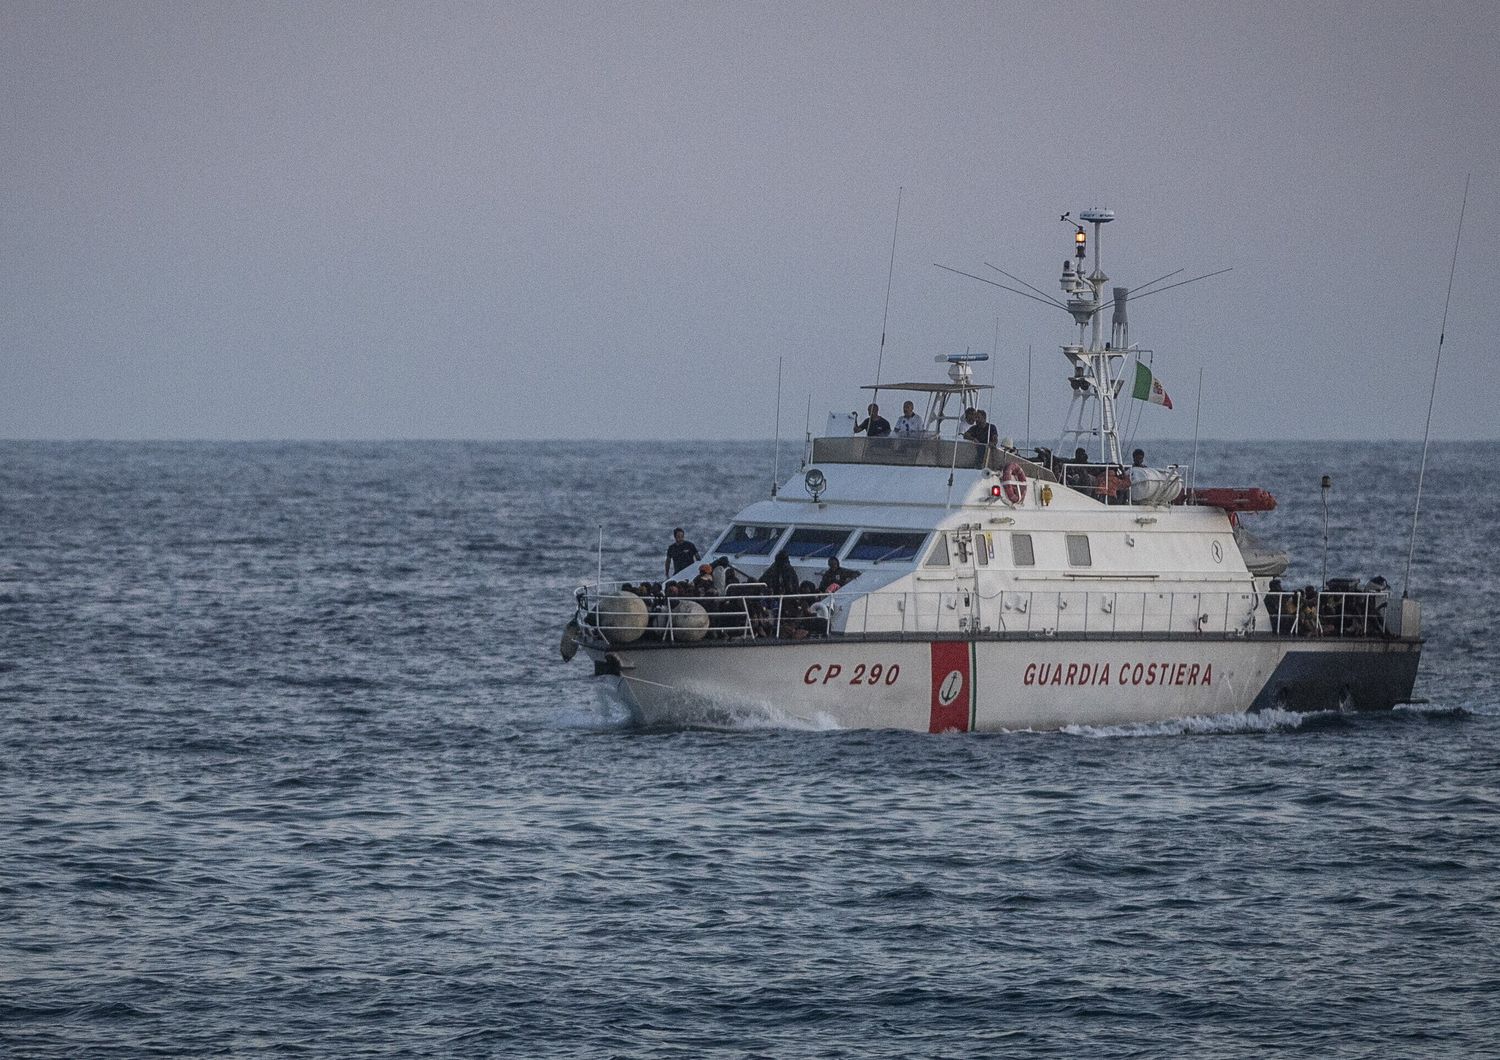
[1057,708,1313,739]
[1396,700,1491,718]
[646,682,848,732]
[550,685,636,730]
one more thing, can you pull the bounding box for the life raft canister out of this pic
[1001,462,1028,505]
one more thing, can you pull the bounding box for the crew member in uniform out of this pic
[664,527,700,578]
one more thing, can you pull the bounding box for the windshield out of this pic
[717,524,787,557]
[847,530,929,564]
[781,527,852,559]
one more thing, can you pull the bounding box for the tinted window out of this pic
[1012,533,1035,566]
[926,534,951,567]
[782,527,852,559]
[719,524,786,556]
[848,530,928,564]
[1066,533,1092,567]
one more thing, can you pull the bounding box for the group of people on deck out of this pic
[1264,577,1390,637]
[1051,447,1145,504]
[852,402,1164,503]
[853,401,1000,447]
[650,530,860,640]
[853,400,926,438]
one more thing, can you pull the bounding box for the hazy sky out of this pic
[3,1,1496,441]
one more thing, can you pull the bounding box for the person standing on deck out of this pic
[665,528,700,578]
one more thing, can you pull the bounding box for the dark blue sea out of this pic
[3,440,1497,1058]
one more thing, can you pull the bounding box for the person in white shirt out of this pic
[893,400,924,437]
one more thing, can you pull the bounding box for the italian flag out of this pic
[1125,361,1173,409]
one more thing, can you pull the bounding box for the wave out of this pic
[1057,707,1315,739]
[580,678,848,733]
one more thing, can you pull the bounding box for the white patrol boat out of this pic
[562,209,1422,731]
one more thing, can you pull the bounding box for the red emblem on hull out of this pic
[929,642,972,732]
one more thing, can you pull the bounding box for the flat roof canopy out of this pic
[859,382,993,393]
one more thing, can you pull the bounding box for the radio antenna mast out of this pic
[873,186,903,398]
[771,357,783,497]
[1403,174,1469,599]
[1025,344,1033,450]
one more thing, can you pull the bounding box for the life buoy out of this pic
[1001,462,1028,505]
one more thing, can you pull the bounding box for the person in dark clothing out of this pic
[1064,447,1092,491]
[818,556,859,593]
[763,553,799,596]
[963,409,998,447]
[963,410,998,466]
[665,527,700,577]
[854,403,891,437]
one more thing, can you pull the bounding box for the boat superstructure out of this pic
[561,210,1422,731]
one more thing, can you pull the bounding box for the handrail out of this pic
[1056,461,1188,507]
[809,436,1057,479]
[574,582,1396,645]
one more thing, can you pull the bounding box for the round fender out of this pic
[597,592,649,644]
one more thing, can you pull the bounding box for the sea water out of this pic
[3,440,1497,1058]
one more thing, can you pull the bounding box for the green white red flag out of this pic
[1122,361,1173,409]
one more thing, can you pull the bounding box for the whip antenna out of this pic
[803,393,812,468]
[1402,174,1469,599]
[1189,365,1204,496]
[1025,344,1033,450]
[771,357,783,497]
[873,186,903,398]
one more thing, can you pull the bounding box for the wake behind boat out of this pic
[560,209,1422,731]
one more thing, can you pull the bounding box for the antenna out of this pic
[873,187,902,397]
[802,393,812,469]
[1114,268,1233,307]
[1190,365,1204,496]
[771,357,783,497]
[984,262,1067,309]
[990,317,1000,420]
[934,263,1068,311]
[1320,474,1332,587]
[1025,344,1033,450]
[1403,174,1469,598]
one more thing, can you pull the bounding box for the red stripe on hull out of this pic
[929,642,971,732]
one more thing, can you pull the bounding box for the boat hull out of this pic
[584,635,1421,732]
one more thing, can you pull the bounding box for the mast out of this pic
[1056,208,1124,465]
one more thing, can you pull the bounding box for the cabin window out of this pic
[848,530,928,564]
[1011,533,1035,566]
[719,524,787,557]
[1066,533,1092,567]
[925,534,951,567]
[781,527,852,559]
[976,532,991,566]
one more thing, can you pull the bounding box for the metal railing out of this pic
[575,583,1393,644]
[1057,461,1187,507]
[810,436,1055,478]
[1262,590,1389,638]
